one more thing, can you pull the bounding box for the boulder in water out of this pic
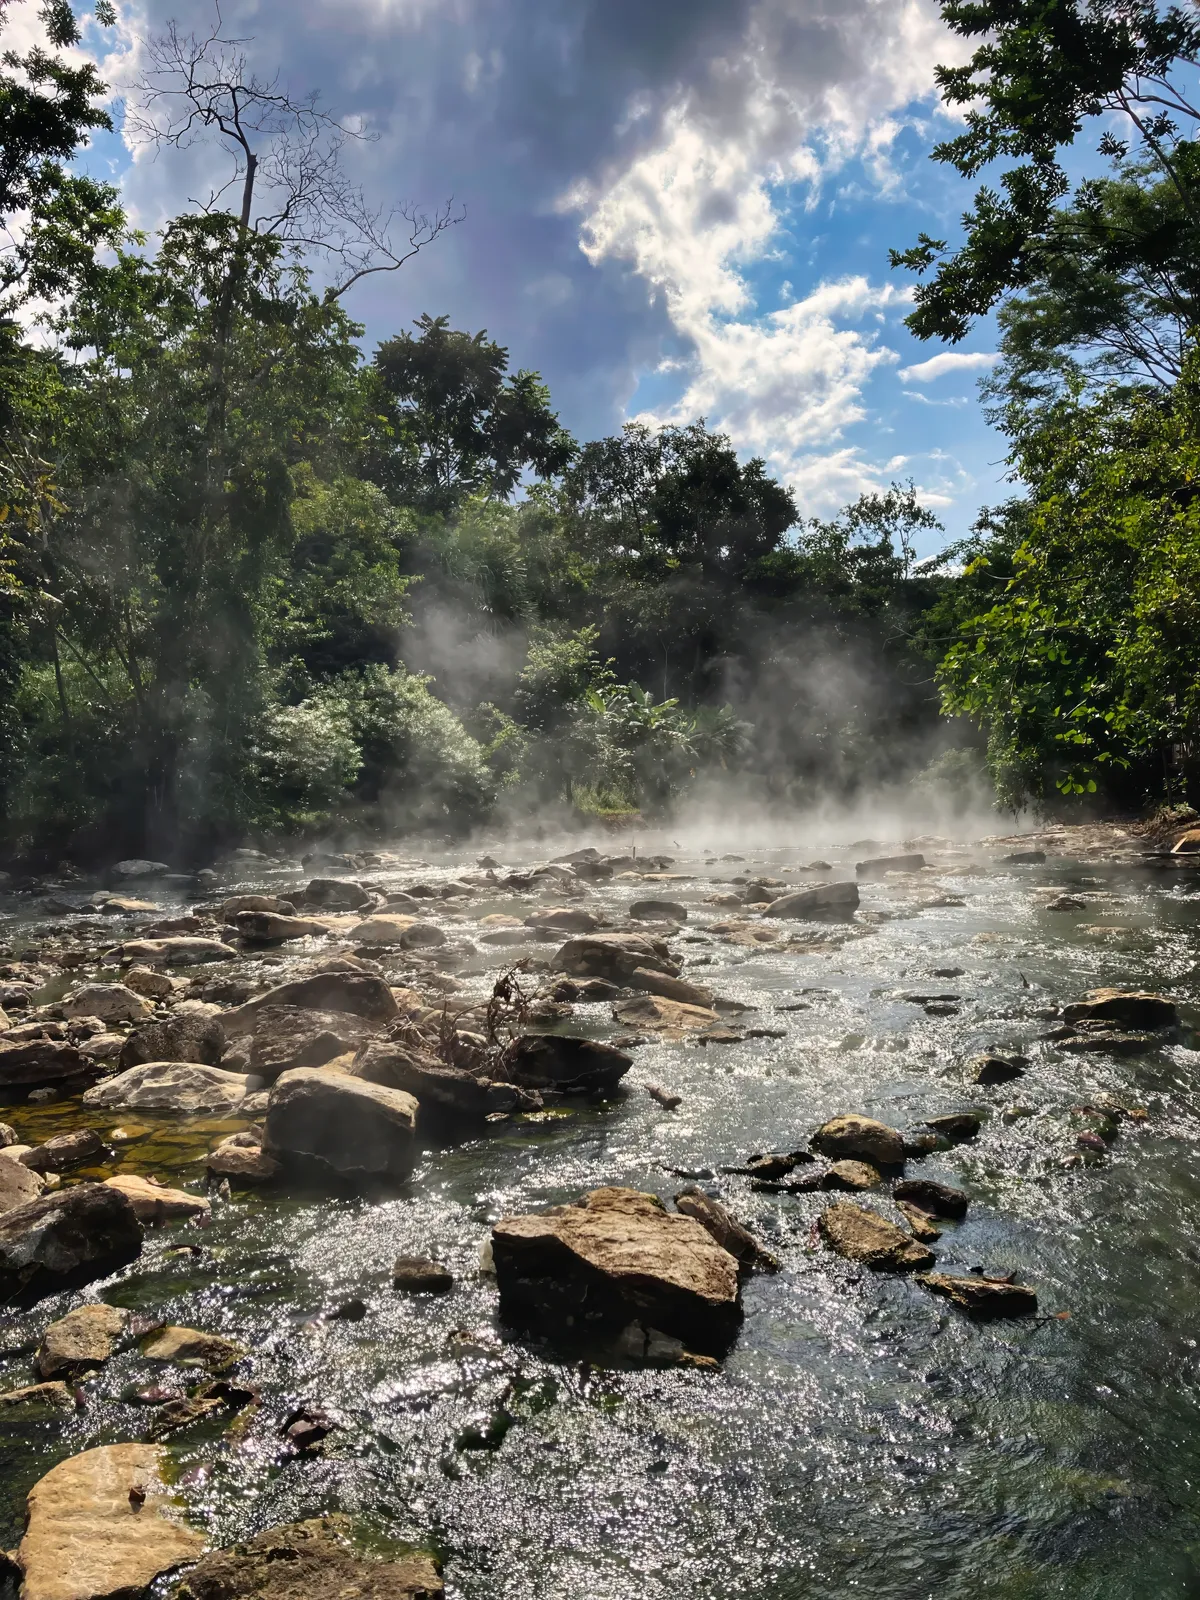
[611,993,719,1036]
[811,1114,906,1169]
[83,1061,249,1115]
[763,882,859,917]
[265,1066,418,1182]
[818,1202,934,1271]
[1062,988,1177,1030]
[491,1185,743,1357]
[0,1184,143,1305]
[104,1173,210,1222]
[0,1038,94,1088]
[918,1271,1038,1319]
[506,1034,632,1095]
[119,1012,225,1070]
[224,971,399,1027]
[173,1516,443,1600]
[36,1303,127,1380]
[551,931,681,984]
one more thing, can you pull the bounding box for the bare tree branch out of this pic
[125,2,460,291]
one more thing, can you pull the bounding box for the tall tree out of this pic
[371,314,576,510]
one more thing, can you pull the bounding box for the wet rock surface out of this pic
[265,1067,418,1182]
[492,1186,743,1356]
[0,1183,143,1304]
[173,1516,444,1600]
[818,1203,935,1271]
[17,1443,204,1600]
[82,1060,250,1114]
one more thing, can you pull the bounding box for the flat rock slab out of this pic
[141,1324,245,1368]
[105,1174,211,1222]
[0,1183,142,1305]
[266,1067,418,1182]
[115,937,235,966]
[206,1140,281,1184]
[224,972,399,1027]
[226,1005,380,1081]
[0,1381,74,1410]
[21,1129,106,1174]
[612,994,719,1036]
[174,1517,443,1600]
[626,967,715,1007]
[492,1186,742,1356]
[524,908,603,933]
[0,1038,93,1088]
[63,984,153,1023]
[37,1303,127,1379]
[83,1061,249,1115]
[629,899,688,922]
[919,1271,1038,1319]
[1062,988,1177,1030]
[818,1203,934,1272]
[812,1115,906,1169]
[764,882,859,917]
[17,1442,204,1600]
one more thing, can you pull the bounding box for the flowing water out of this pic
[3,831,1200,1599]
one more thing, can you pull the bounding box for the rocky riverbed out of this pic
[1,822,1199,1598]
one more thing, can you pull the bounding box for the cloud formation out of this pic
[898,350,999,382]
[98,0,975,515]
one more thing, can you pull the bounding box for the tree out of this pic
[126,8,459,301]
[370,315,576,510]
[892,0,1200,347]
[935,360,1200,807]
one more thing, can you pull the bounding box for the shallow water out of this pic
[3,836,1200,1599]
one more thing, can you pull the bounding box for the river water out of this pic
[2,829,1200,1600]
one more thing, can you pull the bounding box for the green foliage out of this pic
[892,0,1200,347]
[936,353,1200,806]
[371,314,575,510]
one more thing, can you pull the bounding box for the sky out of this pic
[64,0,1017,550]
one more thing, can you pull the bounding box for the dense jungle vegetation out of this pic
[1,0,1199,863]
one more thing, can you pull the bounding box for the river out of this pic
[2,825,1198,1599]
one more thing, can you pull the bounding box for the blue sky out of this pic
[66,0,1023,553]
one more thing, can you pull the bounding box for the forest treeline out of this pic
[1,0,1199,863]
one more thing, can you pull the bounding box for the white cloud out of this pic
[568,0,966,507]
[898,350,999,382]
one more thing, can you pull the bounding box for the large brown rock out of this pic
[232,1005,380,1081]
[303,877,372,909]
[551,931,681,984]
[104,1174,210,1222]
[506,1034,633,1095]
[17,1443,204,1600]
[612,993,720,1037]
[265,1067,418,1182]
[20,1128,106,1174]
[1061,988,1177,1030]
[350,1040,519,1119]
[37,1303,127,1380]
[524,907,603,933]
[83,1061,249,1115]
[220,894,297,921]
[673,1186,779,1273]
[811,1114,906,1169]
[174,1517,443,1600]
[0,1037,94,1088]
[818,1202,934,1271]
[234,910,329,941]
[114,937,235,966]
[0,1156,44,1212]
[491,1186,743,1356]
[119,1012,226,1070]
[0,1183,143,1305]
[141,1324,244,1368]
[918,1271,1038,1319]
[62,983,153,1023]
[763,881,859,917]
[223,971,399,1027]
